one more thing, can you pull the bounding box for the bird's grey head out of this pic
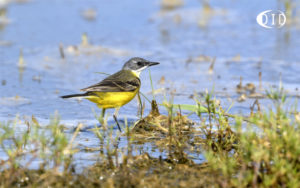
[122,57,159,73]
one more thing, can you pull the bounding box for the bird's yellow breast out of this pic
[85,89,139,109]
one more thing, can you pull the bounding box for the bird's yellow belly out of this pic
[85,89,139,109]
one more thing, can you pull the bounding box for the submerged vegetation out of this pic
[0,87,300,187]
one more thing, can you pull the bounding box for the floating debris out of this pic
[63,33,130,56]
[0,40,12,46]
[158,76,166,85]
[161,0,184,10]
[0,6,10,26]
[65,45,79,55]
[236,81,264,102]
[81,8,97,21]
[245,83,256,94]
[248,92,264,99]
[0,95,31,106]
[32,75,41,82]
[237,93,247,102]
[147,88,165,95]
[231,54,241,62]
[194,55,213,62]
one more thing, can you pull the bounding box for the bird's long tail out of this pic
[61,93,89,99]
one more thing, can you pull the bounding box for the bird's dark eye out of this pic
[137,62,142,66]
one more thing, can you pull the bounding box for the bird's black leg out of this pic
[100,108,106,125]
[113,108,122,132]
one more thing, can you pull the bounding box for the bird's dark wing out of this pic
[80,70,141,92]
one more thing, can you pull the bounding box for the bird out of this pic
[61,57,159,132]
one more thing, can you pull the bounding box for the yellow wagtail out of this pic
[61,57,159,131]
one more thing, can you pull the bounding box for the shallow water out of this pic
[0,0,300,169]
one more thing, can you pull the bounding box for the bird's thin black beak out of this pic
[146,62,160,67]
